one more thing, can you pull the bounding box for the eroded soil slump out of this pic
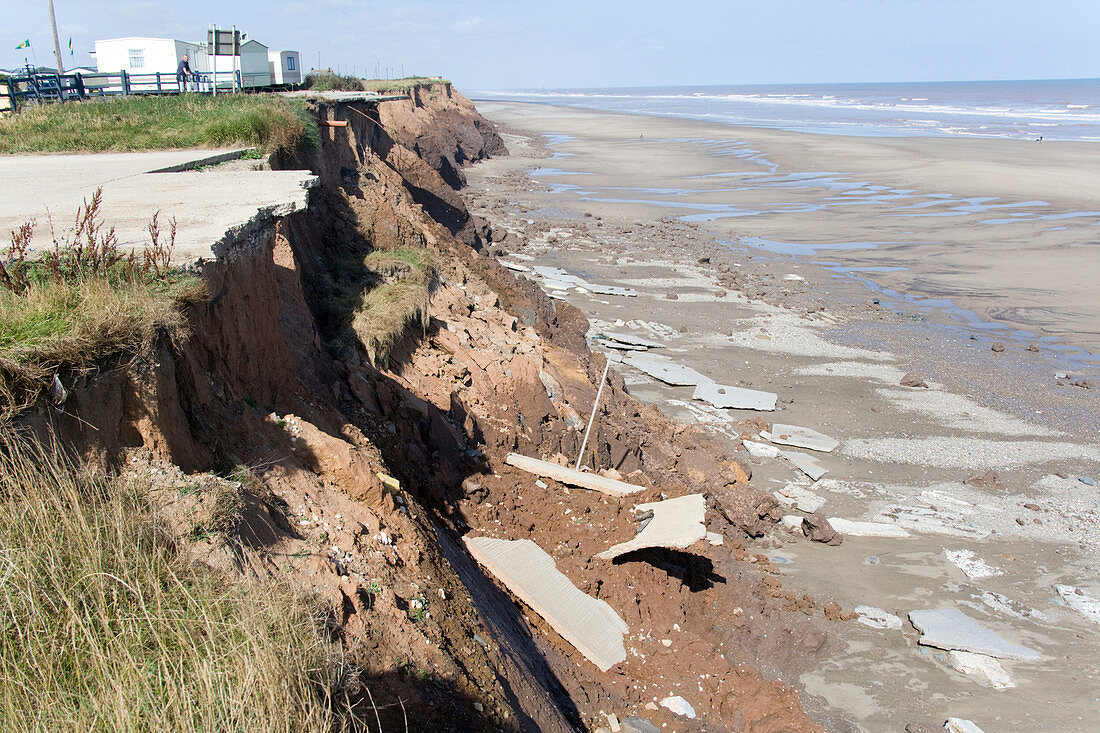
[25,84,843,732]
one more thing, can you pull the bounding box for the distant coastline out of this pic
[473,78,1100,141]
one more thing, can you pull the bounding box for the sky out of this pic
[3,0,1098,90]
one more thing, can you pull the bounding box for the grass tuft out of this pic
[0,94,319,155]
[0,433,360,732]
[350,248,438,367]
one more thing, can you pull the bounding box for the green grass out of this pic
[0,94,319,155]
[361,77,449,94]
[0,434,360,732]
[301,72,363,92]
[350,248,438,366]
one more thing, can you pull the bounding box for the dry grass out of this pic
[350,248,438,367]
[0,433,361,732]
[0,270,203,417]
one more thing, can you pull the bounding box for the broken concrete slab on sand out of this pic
[464,536,628,672]
[763,423,839,453]
[622,352,710,386]
[827,518,911,538]
[692,381,777,412]
[596,494,707,560]
[782,450,829,481]
[505,453,644,497]
[908,608,1041,661]
[774,484,826,514]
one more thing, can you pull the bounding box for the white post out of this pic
[211,24,217,97]
[575,353,614,471]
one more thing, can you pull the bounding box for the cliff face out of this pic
[24,83,832,732]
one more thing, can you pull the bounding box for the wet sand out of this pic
[465,110,1100,731]
[475,102,1100,358]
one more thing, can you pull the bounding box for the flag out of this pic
[68,37,73,55]
[15,39,29,50]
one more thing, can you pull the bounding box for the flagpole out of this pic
[48,0,65,73]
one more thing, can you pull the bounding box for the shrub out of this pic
[302,72,363,92]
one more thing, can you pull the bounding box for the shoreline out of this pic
[465,107,1100,730]
[476,101,1100,360]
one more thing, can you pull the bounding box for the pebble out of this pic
[1080,476,1095,486]
[991,341,1005,352]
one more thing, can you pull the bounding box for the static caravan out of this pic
[92,37,202,92]
[268,50,302,85]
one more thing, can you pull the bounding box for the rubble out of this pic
[802,512,842,545]
[596,494,707,560]
[1054,584,1100,625]
[743,439,781,459]
[464,536,628,672]
[944,549,1002,579]
[908,608,1041,661]
[944,718,987,733]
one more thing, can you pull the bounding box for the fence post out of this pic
[74,73,86,100]
[235,69,242,92]
[156,72,162,94]
[120,70,130,96]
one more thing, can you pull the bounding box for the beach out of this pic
[466,101,1100,730]
[476,102,1100,359]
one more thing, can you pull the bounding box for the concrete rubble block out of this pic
[908,608,1041,661]
[764,424,839,453]
[828,518,911,538]
[601,331,666,349]
[944,718,987,733]
[947,650,1015,689]
[597,494,707,560]
[659,695,696,719]
[693,381,778,411]
[774,484,826,514]
[782,450,829,481]
[621,717,660,733]
[1053,584,1100,625]
[944,549,1002,579]
[743,439,781,459]
[599,338,649,351]
[780,515,805,532]
[464,536,628,672]
[855,605,904,630]
[499,260,531,273]
[622,353,711,386]
[505,453,644,497]
[588,284,638,297]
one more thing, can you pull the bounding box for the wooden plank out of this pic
[505,453,643,497]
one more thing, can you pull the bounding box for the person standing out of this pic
[176,54,192,92]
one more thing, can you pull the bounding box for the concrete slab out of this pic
[743,439,781,459]
[587,284,638,297]
[828,518,911,538]
[623,353,710,386]
[464,536,628,672]
[0,150,316,263]
[945,718,987,733]
[945,549,1002,579]
[774,485,826,514]
[781,450,829,481]
[505,453,644,497]
[908,608,1041,661]
[948,650,1015,689]
[854,605,903,630]
[1054,584,1100,625]
[598,338,648,352]
[596,494,707,560]
[764,424,839,453]
[692,381,777,411]
[499,260,531,273]
[600,331,665,349]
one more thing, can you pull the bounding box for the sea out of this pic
[475,79,1100,141]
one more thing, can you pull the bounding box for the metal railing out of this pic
[2,68,276,108]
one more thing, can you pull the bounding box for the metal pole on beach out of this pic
[575,353,614,471]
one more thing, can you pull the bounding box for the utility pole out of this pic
[48,0,65,73]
